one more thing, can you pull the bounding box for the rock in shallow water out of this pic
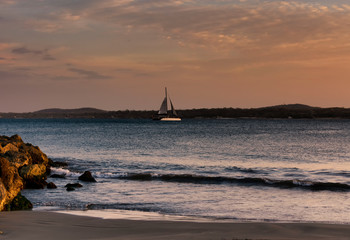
[66,186,75,191]
[50,160,68,168]
[65,183,83,188]
[50,174,66,179]
[47,182,57,189]
[78,171,97,182]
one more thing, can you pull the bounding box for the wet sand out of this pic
[0,211,349,240]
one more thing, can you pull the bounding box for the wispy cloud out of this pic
[12,47,55,60]
[83,0,350,55]
[68,67,110,80]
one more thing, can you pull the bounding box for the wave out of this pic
[85,203,161,213]
[117,173,350,192]
[50,167,350,192]
[313,170,350,178]
[50,167,81,177]
[224,166,259,174]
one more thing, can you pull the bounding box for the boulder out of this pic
[50,161,68,168]
[24,180,48,189]
[50,174,66,179]
[78,171,97,182]
[66,186,75,191]
[65,183,83,188]
[4,192,33,211]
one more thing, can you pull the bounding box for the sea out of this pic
[1,118,349,223]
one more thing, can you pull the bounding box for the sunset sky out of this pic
[1,0,350,112]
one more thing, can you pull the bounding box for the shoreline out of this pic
[1,211,350,240]
[46,208,350,225]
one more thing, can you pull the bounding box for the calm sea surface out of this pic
[1,119,349,223]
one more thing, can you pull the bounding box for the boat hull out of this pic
[160,117,181,121]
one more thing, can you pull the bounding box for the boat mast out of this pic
[165,87,168,113]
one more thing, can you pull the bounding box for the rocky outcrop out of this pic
[0,135,51,211]
[0,157,24,211]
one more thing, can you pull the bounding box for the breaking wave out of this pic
[115,173,350,192]
[50,166,350,192]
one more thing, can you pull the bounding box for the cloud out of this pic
[81,0,350,55]
[25,19,63,33]
[0,42,16,51]
[12,47,55,60]
[0,70,31,81]
[0,0,16,6]
[68,67,110,80]
[12,47,42,55]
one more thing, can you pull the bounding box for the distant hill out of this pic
[1,104,350,119]
[258,104,320,110]
[34,108,106,114]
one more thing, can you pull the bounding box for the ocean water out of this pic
[1,118,349,223]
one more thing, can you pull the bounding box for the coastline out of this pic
[1,211,350,240]
[1,104,350,119]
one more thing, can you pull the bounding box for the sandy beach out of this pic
[0,211,349,240]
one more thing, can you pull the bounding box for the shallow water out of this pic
[1,118,349,223]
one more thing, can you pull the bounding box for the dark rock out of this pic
[4,192,33,211]
[50,174,66,179]
[78,171,97,182]
[24,179,47,189]
[51,161,68,168]
[66,186,75,191]
[47,182,57,189]
[65,183,83,188]
[48,158,54,166]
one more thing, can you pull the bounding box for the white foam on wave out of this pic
[51,168,131,179]
[293,179,313,186]
[51,167,80,177]
[93,171,124,178]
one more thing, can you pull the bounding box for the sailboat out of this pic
[153,87,181,121]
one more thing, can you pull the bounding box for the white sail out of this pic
[158,87,168,115]
[158,97,168,115]
[169,98,177,116]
